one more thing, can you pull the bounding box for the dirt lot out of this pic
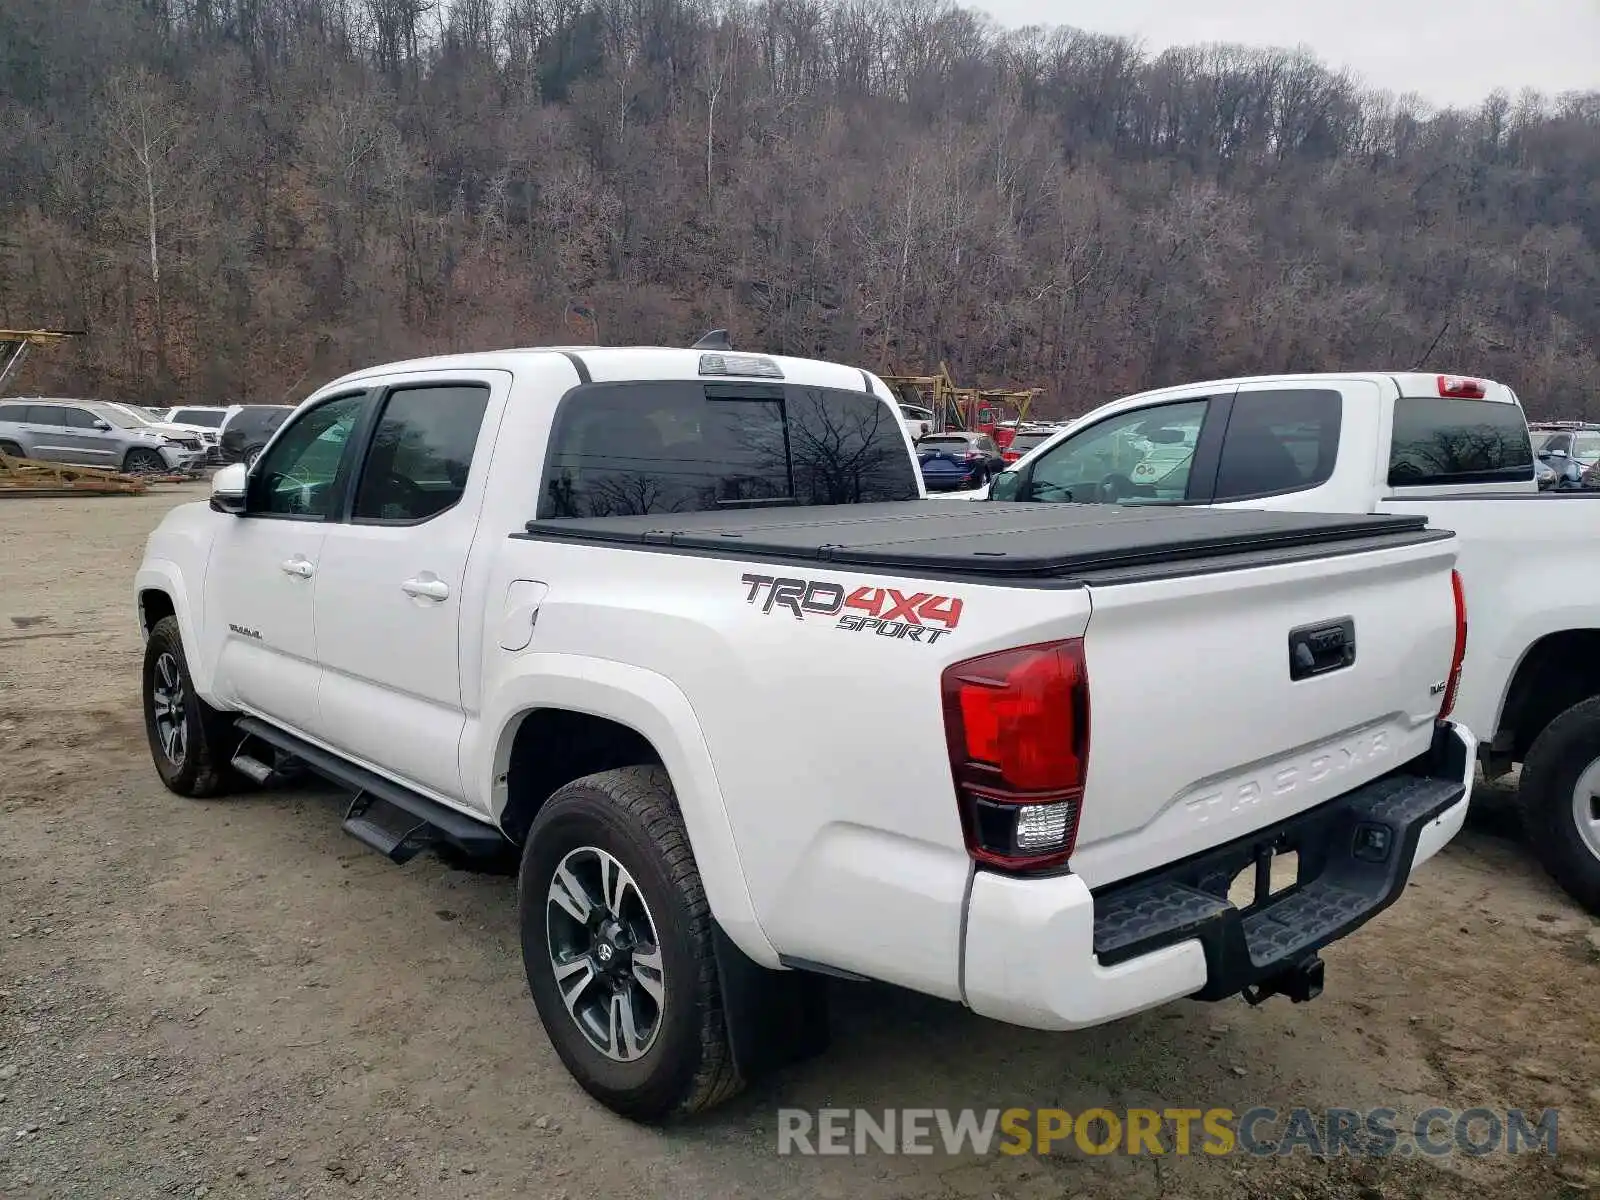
[2,487,1598,1200]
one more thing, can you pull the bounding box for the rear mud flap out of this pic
[712,924,831,1083]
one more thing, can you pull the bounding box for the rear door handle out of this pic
[280,556,315,579]
[402,575,450,601]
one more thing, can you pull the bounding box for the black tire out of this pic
[243,444,265,468]
[1518,696,1600,914]
[123,447,167,475]
[142,615,240,798]
[0,440,23,459]
[518,766,742,1121]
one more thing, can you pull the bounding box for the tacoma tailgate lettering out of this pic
[1184,731,1392,824]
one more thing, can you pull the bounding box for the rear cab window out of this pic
[1213,388,1342,500]
[1388,397,1533,487]
[539,381,919,518]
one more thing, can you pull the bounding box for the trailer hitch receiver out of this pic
[1242,953,1325,1006]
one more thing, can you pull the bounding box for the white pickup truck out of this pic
[134,347,1473,1120]
[987,371,1600,913]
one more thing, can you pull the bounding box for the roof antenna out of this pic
[691,329,732,351]
[1414,319,1449,370]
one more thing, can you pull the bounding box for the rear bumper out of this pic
[961,721,1475,1031]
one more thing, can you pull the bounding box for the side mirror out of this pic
[989,470,1023,501]
[92,420,111,431]
[210,461,248,515]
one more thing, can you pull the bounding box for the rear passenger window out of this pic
[50,407,97,430]
[539,381,918,518]
[1213,389,1342,500]
[353,384,490,522]
[1388,398,1533,487]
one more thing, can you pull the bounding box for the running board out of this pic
[234,717,509,862]
[343,792,436,864]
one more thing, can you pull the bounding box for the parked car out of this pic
[219,404,293,466]
[917,431,1004,490]
[1534,444,1585,489]
[987,371,1600,913]
[1000,428,1055,464]
[101,402,217,451]
[135,346,1471,1120]
[1530,424,1600,474]
[898,403,934,442]
[0,398,204,474]
[158,405,239,463]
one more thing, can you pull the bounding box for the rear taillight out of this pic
[1002,450,1020,463]
[1438,569,1467,721]
[941,639,1090,870]
[1437,375,1487,400]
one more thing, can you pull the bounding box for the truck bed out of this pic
[520,501,1445,583]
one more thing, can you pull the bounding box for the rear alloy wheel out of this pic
[546,846,666,1062]
[519,766,742,1120]
[123,448,168,475]
[1519,696,1600,915]
[243,444,265,468]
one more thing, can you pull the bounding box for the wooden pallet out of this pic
[0,449,150,495]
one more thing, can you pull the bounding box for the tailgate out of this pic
[1068,534,1460,889]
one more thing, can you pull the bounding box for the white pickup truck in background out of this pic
[135,347,1473,1120]
[988,371,1600,912]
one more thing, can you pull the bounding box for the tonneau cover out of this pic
[520,501,1439,580]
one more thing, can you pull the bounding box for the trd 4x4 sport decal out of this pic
[740,573,963,644]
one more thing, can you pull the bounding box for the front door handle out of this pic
[402,576,450,601]
[280,556,315,579]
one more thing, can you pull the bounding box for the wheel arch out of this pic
[483,656,776,966]
[1494,628,1600,765]
[134,563,218,699]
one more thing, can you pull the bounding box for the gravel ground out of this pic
[1,485,1598,1199]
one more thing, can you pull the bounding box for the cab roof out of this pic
[324,346,883,396]
[1110,371,1519,408]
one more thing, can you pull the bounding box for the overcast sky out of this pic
[979,0,1599,108]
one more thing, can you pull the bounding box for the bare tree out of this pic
[99,69,213,384]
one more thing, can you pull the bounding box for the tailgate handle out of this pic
[1289,617,1355,681]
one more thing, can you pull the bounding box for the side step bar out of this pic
[234,717,509,863]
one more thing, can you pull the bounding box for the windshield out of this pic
[87,404,147,429]
[171,409,228,428]
[1009,434,1050,454]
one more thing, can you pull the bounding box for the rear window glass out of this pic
[232,407,289,432]
[173,409,227,428]
[919,436,971,448]
[1388,398,1533,487]
[1214,388,1342,500]
[1009,434,1050,453]
[539,381,919,518]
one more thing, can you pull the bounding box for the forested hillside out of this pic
[1,0,1597,415]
